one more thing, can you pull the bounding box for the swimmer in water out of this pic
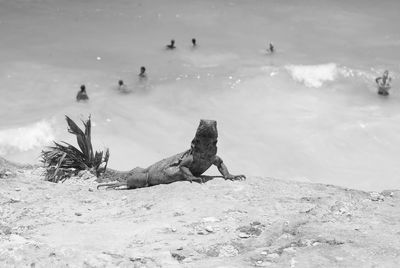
[118,80,128,92]
[192,38,197,47]
[376,70,392,96]
[139,66,146,78]
[268,42,274,54]
[76,84,89,101]
[166,39,176,49]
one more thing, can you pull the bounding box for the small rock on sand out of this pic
[205,226,214,233]
[171,252,186,261]
[10,197,21,203]
[381,190,394,197]
[238,232,250,238]
[370,192,384,201]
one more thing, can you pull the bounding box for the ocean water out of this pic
[1,0,400,191]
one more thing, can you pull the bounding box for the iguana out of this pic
[97,119,245,190]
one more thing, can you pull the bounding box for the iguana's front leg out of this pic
[214,156,246,181]
[176,154,203,183]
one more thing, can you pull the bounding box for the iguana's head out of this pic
[191,119,218,157]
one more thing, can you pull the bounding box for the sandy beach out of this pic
[1,158,399,267]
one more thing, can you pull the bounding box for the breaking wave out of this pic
[285,63,339,88]
[284,63,384,88]
[0,120,55,155]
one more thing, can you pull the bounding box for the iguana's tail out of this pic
[97,182,128,190]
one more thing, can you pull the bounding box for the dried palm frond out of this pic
[41,116,109,182]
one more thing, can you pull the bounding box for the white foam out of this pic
[0,120,55,155]
[285,63,338,88]
[338,66,377,82]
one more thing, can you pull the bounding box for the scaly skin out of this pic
[97,120,245,190]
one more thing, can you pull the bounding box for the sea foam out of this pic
[0,120,54,155]
[285,63,338,88]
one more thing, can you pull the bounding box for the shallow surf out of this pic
[1,0,399,191]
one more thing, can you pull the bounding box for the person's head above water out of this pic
[77,84,88,101]
[118,80,124,86]
[192,38,196,46]
[140,66,146,74]
[383,70,389,77]
[167,39,175,49]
